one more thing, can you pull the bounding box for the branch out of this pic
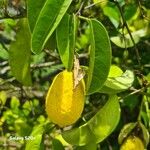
[0,14,26,20]
[76,1,86,15]
[0,61,8,67]
[0,61,61,75]
[0,84,45,99]
[120,88,142,100]
[84,0,106,10]
[31,61,57,69]
[114,0,141,67]
[0,5,26,20]
[44,49,60,60]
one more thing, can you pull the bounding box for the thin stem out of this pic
[0,1,26,20]
[137,98,144,121]
[0,14,26,20]
[114,0,141,67]
[78,15,89,21]
[76,1,85,15]
[84,0,107,10]
[120,88,142,101]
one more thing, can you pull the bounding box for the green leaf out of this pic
[139,122,149,147]
[0,45,9,60]
[108,65,123,77]
[31,0,72,54]
[10,96,20,110]
[25,124,45,150]
[27,0,46,32]
[118,122,137,145]
[62,95,120,146]
[124,4,138,21]
[86,19,111,94]
[56,14,77,71]
[45,32,57,50]
[99,69,134,94]
[9,18,32,86]
[110,28,147,48]
[0,91,7,105]
[103,3,120,28]
[88,95,120,143]
[52,139,65,150]
[75,142,97,150]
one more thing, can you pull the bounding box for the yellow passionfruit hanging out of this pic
[45,70,85,127]
[120,136,144,150]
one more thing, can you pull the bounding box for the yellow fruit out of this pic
[46,70,85,127]
[120,136,144,150]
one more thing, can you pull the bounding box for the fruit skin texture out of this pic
[120,136,144,150]
[46,70,85,127]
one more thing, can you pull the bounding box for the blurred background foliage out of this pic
[0,0,150,149]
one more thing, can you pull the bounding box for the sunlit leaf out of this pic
[55,134,70,146]
[10,96,20,110]
[111,28,147,48]
[139,122,149,147]
[62,95,120,146]
[31,0,72,54]
[86,19,111,94]
[56,14,77,71]
[118,122,137,145]
[25,124,45,150]
[108,65,123,77]
[99,68,134,94]
[103,3,120,28]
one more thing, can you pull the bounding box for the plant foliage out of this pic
[0,0,150,149]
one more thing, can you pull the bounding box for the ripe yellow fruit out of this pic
[46,70,85,127]
[120,136,144,150]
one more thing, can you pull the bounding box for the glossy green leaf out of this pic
[103,3,120,28]
[25,124,45,150]
[118,122,137,145]
[56,14,77,71]
[139,122,149,146]
[31,0,72,54]
[111,28,147,48]
[62,125,96,146]
[86,19,111,94]
[75,142,97,150]
[88,95,120,143]
[9,18,32,86]
[62,95,120,146]
[99,69,134,94]
[107,65,123,77]
[52,139,65,150]
[27,0,46,32]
